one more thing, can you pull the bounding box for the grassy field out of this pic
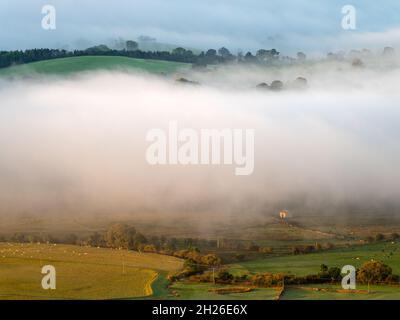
[169,282,278,300]
[0,243,183,299]
[281,284,400,300]
[233,241,400,276]
[224,241,400,300]
[167,282,400,300]
[0,56,190,77]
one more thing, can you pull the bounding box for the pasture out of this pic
[0,56,190,77]
[234,241,400,276]
[169,282,278,300]
[0,243,183,299]
[281,284,400,300]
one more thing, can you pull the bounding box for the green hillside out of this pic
[233,241,400,276]
[0,243,183,299]
[0,56,190,77]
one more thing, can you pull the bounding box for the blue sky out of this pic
[1,0,399,54]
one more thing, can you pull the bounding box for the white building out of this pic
[279,210,289,219]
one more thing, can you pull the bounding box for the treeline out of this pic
[0,232,76,244]
[0,45,284,69]
[364,232,400,243]
[0,223,218,255]
[0,43,396,71]
[291,242,335,255]
[0,49,72,68]
[85,224,219,254]
[291,232,400,255]
[169,248,222,280]
[186,261,399,287]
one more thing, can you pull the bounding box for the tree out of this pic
[251,273,273,287]
[65,233,78,245]
[365,236,374,243]
[357,261,392,285]
[183,259,205,274]
[251,272,284,287]
[85,44,111,53]
[216,270,234,283]
[166,237,178,251]
[320,264,329,274]
[292,77,308,89]
[205,49,217,57]
[297,52,306,62]
[292,246,301,255]
[259,247,273,254]
[328,267,341,281]
[315,242,323,251]
[237,50,244,62]
[352,58,364,67]
[11,233,27,243]
[383,46,395,57]
[325,242,335,249]
[126,40,138,51]
[270,80,283,91]
[375,233,385,242]
[247,243,260,251]
[256,82,270,90]
[318,264,330,279]
[88,232,106,247]
[389,233,400,240]
[132,232,147,250]
[201,254,221,266]
[256,49,268,61]
[244,52,256,63]
[256,49,279,62]
[203,49,218,64]
[105,224,129,249]
[104,223,145,250]
[218,47,232,59]
[143,244,157,252]
[235,253,246,261]
[172,47,187,55]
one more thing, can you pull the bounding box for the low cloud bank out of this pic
[0,65,399,219]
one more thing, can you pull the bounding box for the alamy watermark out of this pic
[41,5,56,30]
[341,5,356,30]
[341,265,356,290]
[146,121,255,176]
[41,265,56,290]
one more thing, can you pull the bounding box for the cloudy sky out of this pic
[1,0,400,55]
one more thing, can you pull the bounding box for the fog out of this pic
[0,62,400,220]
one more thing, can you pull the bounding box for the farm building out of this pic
[279,210,289,219]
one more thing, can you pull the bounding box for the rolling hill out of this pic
[0,243,183,299]
[0,56,190,77]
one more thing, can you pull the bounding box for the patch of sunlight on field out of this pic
[170,282,277,300]
[0,243,183,299]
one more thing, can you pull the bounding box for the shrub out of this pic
[357,261,392,284]
[375,233,385,242]
[216,271,234,284]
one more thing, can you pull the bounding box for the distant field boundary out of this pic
[208,287,252,294]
